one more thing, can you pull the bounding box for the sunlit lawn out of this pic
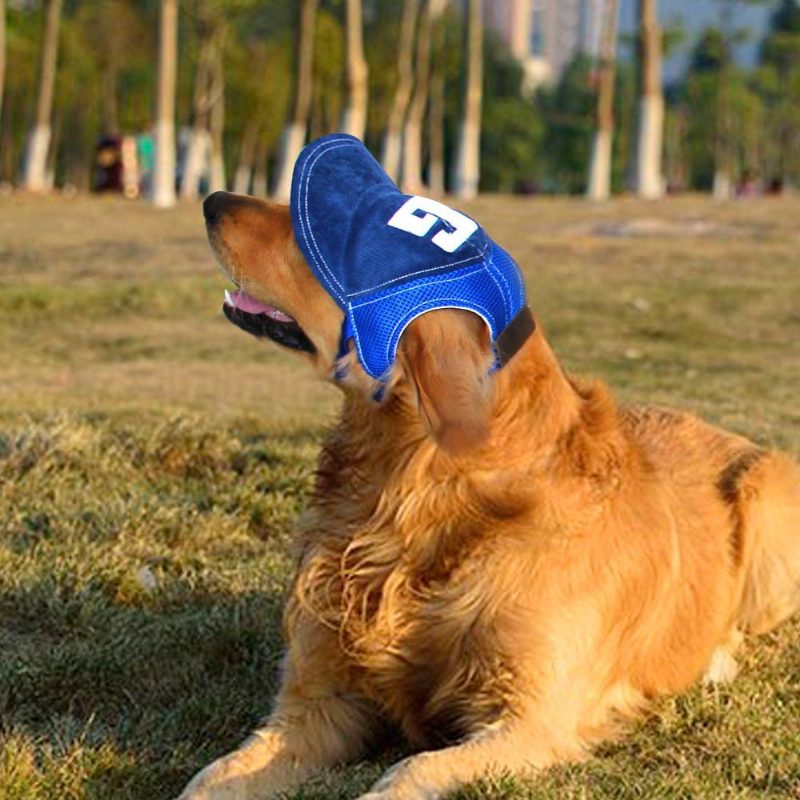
[0,193,798,799]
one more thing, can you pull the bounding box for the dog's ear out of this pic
[398,310,494,456]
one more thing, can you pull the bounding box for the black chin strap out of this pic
[495,306,536,367]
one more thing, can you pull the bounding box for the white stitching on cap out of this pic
[296,136,489,302]
[297,138,355,300]
[345,240,490,298]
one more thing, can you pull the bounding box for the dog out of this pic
[179,142,800,800]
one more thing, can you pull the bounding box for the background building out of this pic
[485,0,603,92]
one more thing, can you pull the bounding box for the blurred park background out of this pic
[1,2,800,799]
[2,0,800,202]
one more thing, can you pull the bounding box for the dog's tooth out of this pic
[224,289,235,307]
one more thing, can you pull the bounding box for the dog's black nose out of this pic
[203,191,230,223]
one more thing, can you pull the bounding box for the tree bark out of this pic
[634,0,663,199]
[23,0,62,193]
[252,139,269,197]
[381,0,419,182]
[0,0,6,133]
[180,33,214,200]
[234,122,259,195]
[208,40,226,193]
[400,0,434,194]
[587,0,620,201]
[341,0,368,141]
[273,0,318,202]
[428,7,445,196]
[452,0,483,199]
[153,0,178,208]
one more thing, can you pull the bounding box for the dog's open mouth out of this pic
[223,288,316,354]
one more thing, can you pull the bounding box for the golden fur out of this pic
[180,193,800,800]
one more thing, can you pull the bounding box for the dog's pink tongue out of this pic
[224,289,293,321]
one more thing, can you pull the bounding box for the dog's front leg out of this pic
[178,621,380,800]
[356,715,581,800]
[178,689,378,800]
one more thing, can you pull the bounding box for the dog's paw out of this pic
[703,630,743,686]
[355,754,441,800]
[176,755,252,800]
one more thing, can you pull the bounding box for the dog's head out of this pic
[204,190,495,454]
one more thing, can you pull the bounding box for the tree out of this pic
[587,0,620,200]
[452,0,483,199]
[633,0,664,198]
[427,6,446,195]
[757,0,800,186]
[537,56,596,193]
[0,0,6,133]
[180,17,219,200]
[273,0,318,202]
[400,0,434,193]
[23,0,63,193]
[380,0,419,182]
[153,0,178,208]
[341,0,368,140]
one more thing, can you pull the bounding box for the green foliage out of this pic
[535,56,595,194]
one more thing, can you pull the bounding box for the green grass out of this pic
[0,194,799,799]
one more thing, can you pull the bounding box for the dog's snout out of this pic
[203,191,231,224]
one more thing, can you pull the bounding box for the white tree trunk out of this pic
[341,0,368,141]
[272,0,317,202]
[381,0,419,182]
[273,121,306,202]
[24,124,51,192]
[633,0,663,199]
[635,92,663,199]
[401,117,423,194]
[208,50,226,193]
[153,0,178,208]
[252,145,269,197]
[209,149,225,192]
[0,0,6,132]
[586,0,619,201]
[233,165,252,194]
[180,127,209,200]
[453,0,483,199]
[400,0,433,194]
[713,170,732,200]
[587,128,613,201]
[24,0,62,192]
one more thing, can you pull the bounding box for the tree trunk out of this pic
[181,32,215,200]
[400,0,434,194]
[341,0,368,140]
[452,0,483,200]
[208,41,226,192]
[381,0,419,182]
[634,0,663,199]
[273,0,318,202]
[428,7,445,196]
[0,0,6,133]
[252,140,269,197]
[153,0,178,208]
[23,0,62,193]
[234,122,259,194]
[587,0,620,201]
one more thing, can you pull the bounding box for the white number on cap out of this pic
[387,196,478,254]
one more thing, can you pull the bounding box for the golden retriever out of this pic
[179,190,800,800]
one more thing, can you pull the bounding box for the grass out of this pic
[0,193,799,799]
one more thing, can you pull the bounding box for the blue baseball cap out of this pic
[290,134,534,381]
